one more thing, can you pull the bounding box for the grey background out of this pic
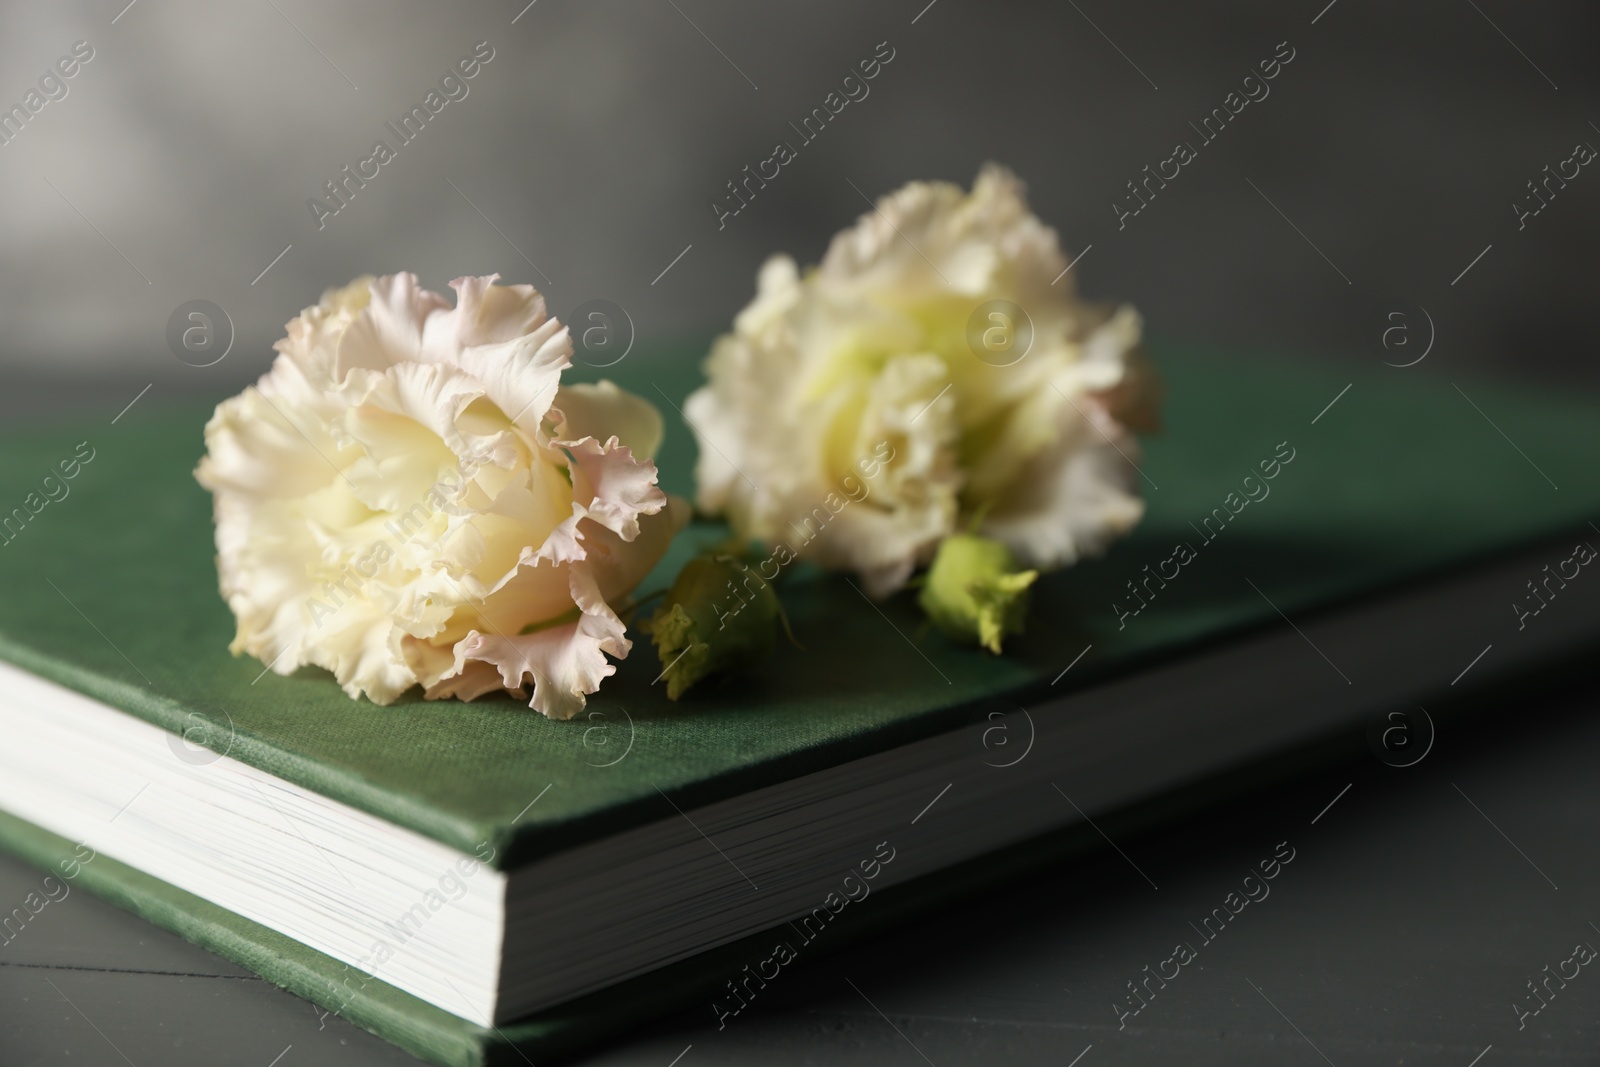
[0,0,1595,405]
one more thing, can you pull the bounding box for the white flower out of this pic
[195,273,686,719]
[685,164,1160,596]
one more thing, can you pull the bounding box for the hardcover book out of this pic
[1,342,1597,1066]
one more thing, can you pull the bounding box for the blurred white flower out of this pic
[685,164,1160,596]
[195,273,685,719]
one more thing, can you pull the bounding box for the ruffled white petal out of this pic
[561,436,668,541]
[303,599,417,705]
[553,381,665,460]
[684,376,745,518]
[980,406,1145,569]
[423,654,519,703]
[684,165,1153,595]
[196,273,674,716]
[445,274,551,349]
[335,273,451,380]
[435,568,630,720]
[454,324,572,440]
[583,494,691,605]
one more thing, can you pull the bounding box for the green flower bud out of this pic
[917,534,1039,654]
[645,552,783,700]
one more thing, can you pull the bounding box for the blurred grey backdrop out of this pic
[0,0,1595,407]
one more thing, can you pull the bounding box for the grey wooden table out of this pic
[3,675,1595,1066]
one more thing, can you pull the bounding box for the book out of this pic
[1,341,1597,1066]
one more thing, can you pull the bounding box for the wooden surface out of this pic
[4,675,1596,1066]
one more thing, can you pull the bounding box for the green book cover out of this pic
[0,341,1595,1065]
